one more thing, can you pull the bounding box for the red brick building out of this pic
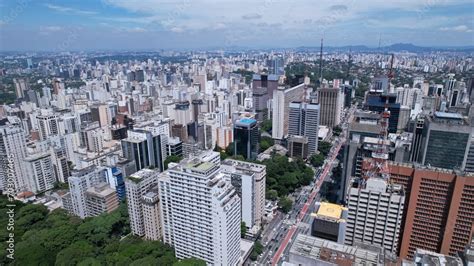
[388,162,474,259]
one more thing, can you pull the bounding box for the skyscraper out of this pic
[417,112,471,170]
[272,83,306,140]
[233,118,259,160]
[23,152,56,194]
[158,151,241,265]
[0,125,28,194]
[389,162,474,259]
[221,159,266,235]
[125,169,160,238]
[288,101,320,157]
[318,87,344,127]
[365,94,400,133]
[121,129,168,172]
[37,113,60,141]
[85,182,119,217]
[345,177,405,256]
[68,166,107,218]
[141,190,162,241]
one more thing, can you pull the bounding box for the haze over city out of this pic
[0,0,473,50]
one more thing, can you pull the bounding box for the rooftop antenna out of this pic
[319,38,324,84]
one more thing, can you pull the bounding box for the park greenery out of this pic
[318,141,332,157]
[310,153,325,168]
[260,119,272,133]
[0,196,205,266]
[262,154,314,198]
[259,136,274,152]
[278,196,293,213]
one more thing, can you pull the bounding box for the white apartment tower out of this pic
[142,191,162,241]
[23,152,56,193]
[0,125,29,194]
[37,113,60,140]
[125,169,160,237]
[345,178,405,256]
[68,166,106,218]
[272,83,306,140]
[158,152,241,265]
[221,159,266,234]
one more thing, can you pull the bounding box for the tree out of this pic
[260,119,272,133]
[318,141,332,157]
[266,189,278,201]
[0,196,180,265]
[259,136,274,152]
[241,221,247,238]
[55,241,95,266]
[278,197,293,213]
[249,241,264,261]
[332,126,342,136]
[225,142,234,157]
[310,154,325,168]
[164,155,182,170]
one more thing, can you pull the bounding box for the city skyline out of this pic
[0,0,473,51]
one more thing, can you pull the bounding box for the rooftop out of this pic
[237,118,257,125]
[290,234,382,265]
[314,202,346,220]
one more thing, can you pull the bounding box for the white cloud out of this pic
[40,26,63,32]
[124,27,148,33]
[242,13,262,20]
[170,27,184,33]
[439,25,473,32]
[45,4,97,15]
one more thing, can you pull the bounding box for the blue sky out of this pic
[0,0,473,51]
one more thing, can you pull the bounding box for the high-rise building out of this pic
[85,182,119,217]
[125,169,160,237]
[310,202,347,244]
[272,83,307,140]
[252,74,279,97]
[13,78,28,99]
[233,118,259,160]
[288,101,320,157]
[23,152,56,193]
[68,166,107,218]
[141,190,162,240]
[345,177,405,256]
[318,87,344,128]
[121,129,168,172]
[158,152,241,265]
[389,162,474,259]
[416,112,471,170]
[37,113,60,141]
[0,125,28,194]
[365,94,400,133]
[221,159,266,234]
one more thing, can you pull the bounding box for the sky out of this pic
[0,0,473,51]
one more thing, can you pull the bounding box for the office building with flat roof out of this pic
[310,202,348,244]
[234,118,259,160]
